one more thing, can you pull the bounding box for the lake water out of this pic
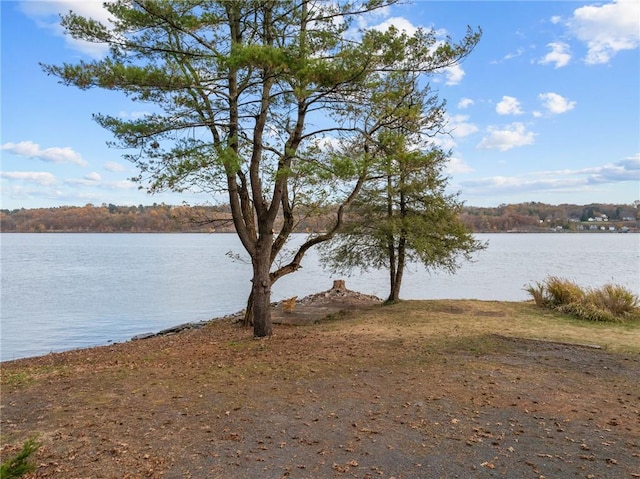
[1,233,638,361]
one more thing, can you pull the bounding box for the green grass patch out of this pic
[1,364,70,389]
[0,371,33,388]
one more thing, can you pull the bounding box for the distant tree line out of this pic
[0,204,235,233]
[461,202,639,232]
[1,201,637,233]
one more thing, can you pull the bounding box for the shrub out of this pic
[524,282,546,307]
[543,276,584,306]
[587,284,639,318]
[557,302,619,323]
[525,277,639,322]
[0,438,40,479]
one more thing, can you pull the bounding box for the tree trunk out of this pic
[388,177,407,303]
[242,292,254,327]
[388,238,405,303]
[387,246,400,303]
[386,231,397,303]
[332,279,347,293]
[385,171,398,303]
[251,235,273,337]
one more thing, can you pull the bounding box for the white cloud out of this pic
[104,161,126,172]
[368,18,468,86]
[311,135,341,151]
[118,111,152,120]
[109,180,138,190]
[567,0,640,65]
[459,155,640,198]
[1,141,87,167]
[371,16,418,36]
[457,98,474,109]
[431,113,478,151]
[460,175,587,197]
[351,4,392,32]
[447,157,474,174]
[442,64,465,86]
[449,115,479,138]
[65,176,99,186]
[496,96,523,115]
[1,171,57,186]
[503,48,525,61]
[65,174,138,189]
[18,1,112,25]
[582,155,640,183]
[490,47,531,65]
[477,123,535,151]
[538,92,576,115]
[539,42,572,68]
[432,135,456,151]
[619,153,640,170]
[63,33,110,59]
[18,0,112,58]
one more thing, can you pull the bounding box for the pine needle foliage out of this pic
[42,0,481,336]
[0,438,40,479]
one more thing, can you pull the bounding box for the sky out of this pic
[1,0,639,210]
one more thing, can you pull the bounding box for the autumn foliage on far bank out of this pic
[1,201,638,233]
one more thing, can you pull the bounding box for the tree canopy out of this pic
[43,0,481,336]
[319,72,484,302]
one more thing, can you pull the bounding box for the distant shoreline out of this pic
[1,230,637,234]
[2,202,637,233]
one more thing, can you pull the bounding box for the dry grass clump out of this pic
[590,284,640,316]
[526,276,639,322]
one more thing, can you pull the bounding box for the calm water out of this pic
[1,233,638,361]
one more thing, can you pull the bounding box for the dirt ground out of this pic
[1,290,639,479]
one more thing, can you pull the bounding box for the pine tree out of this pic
[43,1,480,335]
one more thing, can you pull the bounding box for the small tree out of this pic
[321,74,484,302]
[0,438,40,479]
[43,0,481,335]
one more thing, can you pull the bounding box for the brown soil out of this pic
[1,290,639,479]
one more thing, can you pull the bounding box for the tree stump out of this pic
[331,279,347,293]
[281,296,297,313]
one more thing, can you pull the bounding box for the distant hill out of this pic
[1,202,638,233]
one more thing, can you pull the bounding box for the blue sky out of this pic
[1,0,639,210]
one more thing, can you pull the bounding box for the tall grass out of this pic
[525,276,639,322]
[589,284,639,316]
